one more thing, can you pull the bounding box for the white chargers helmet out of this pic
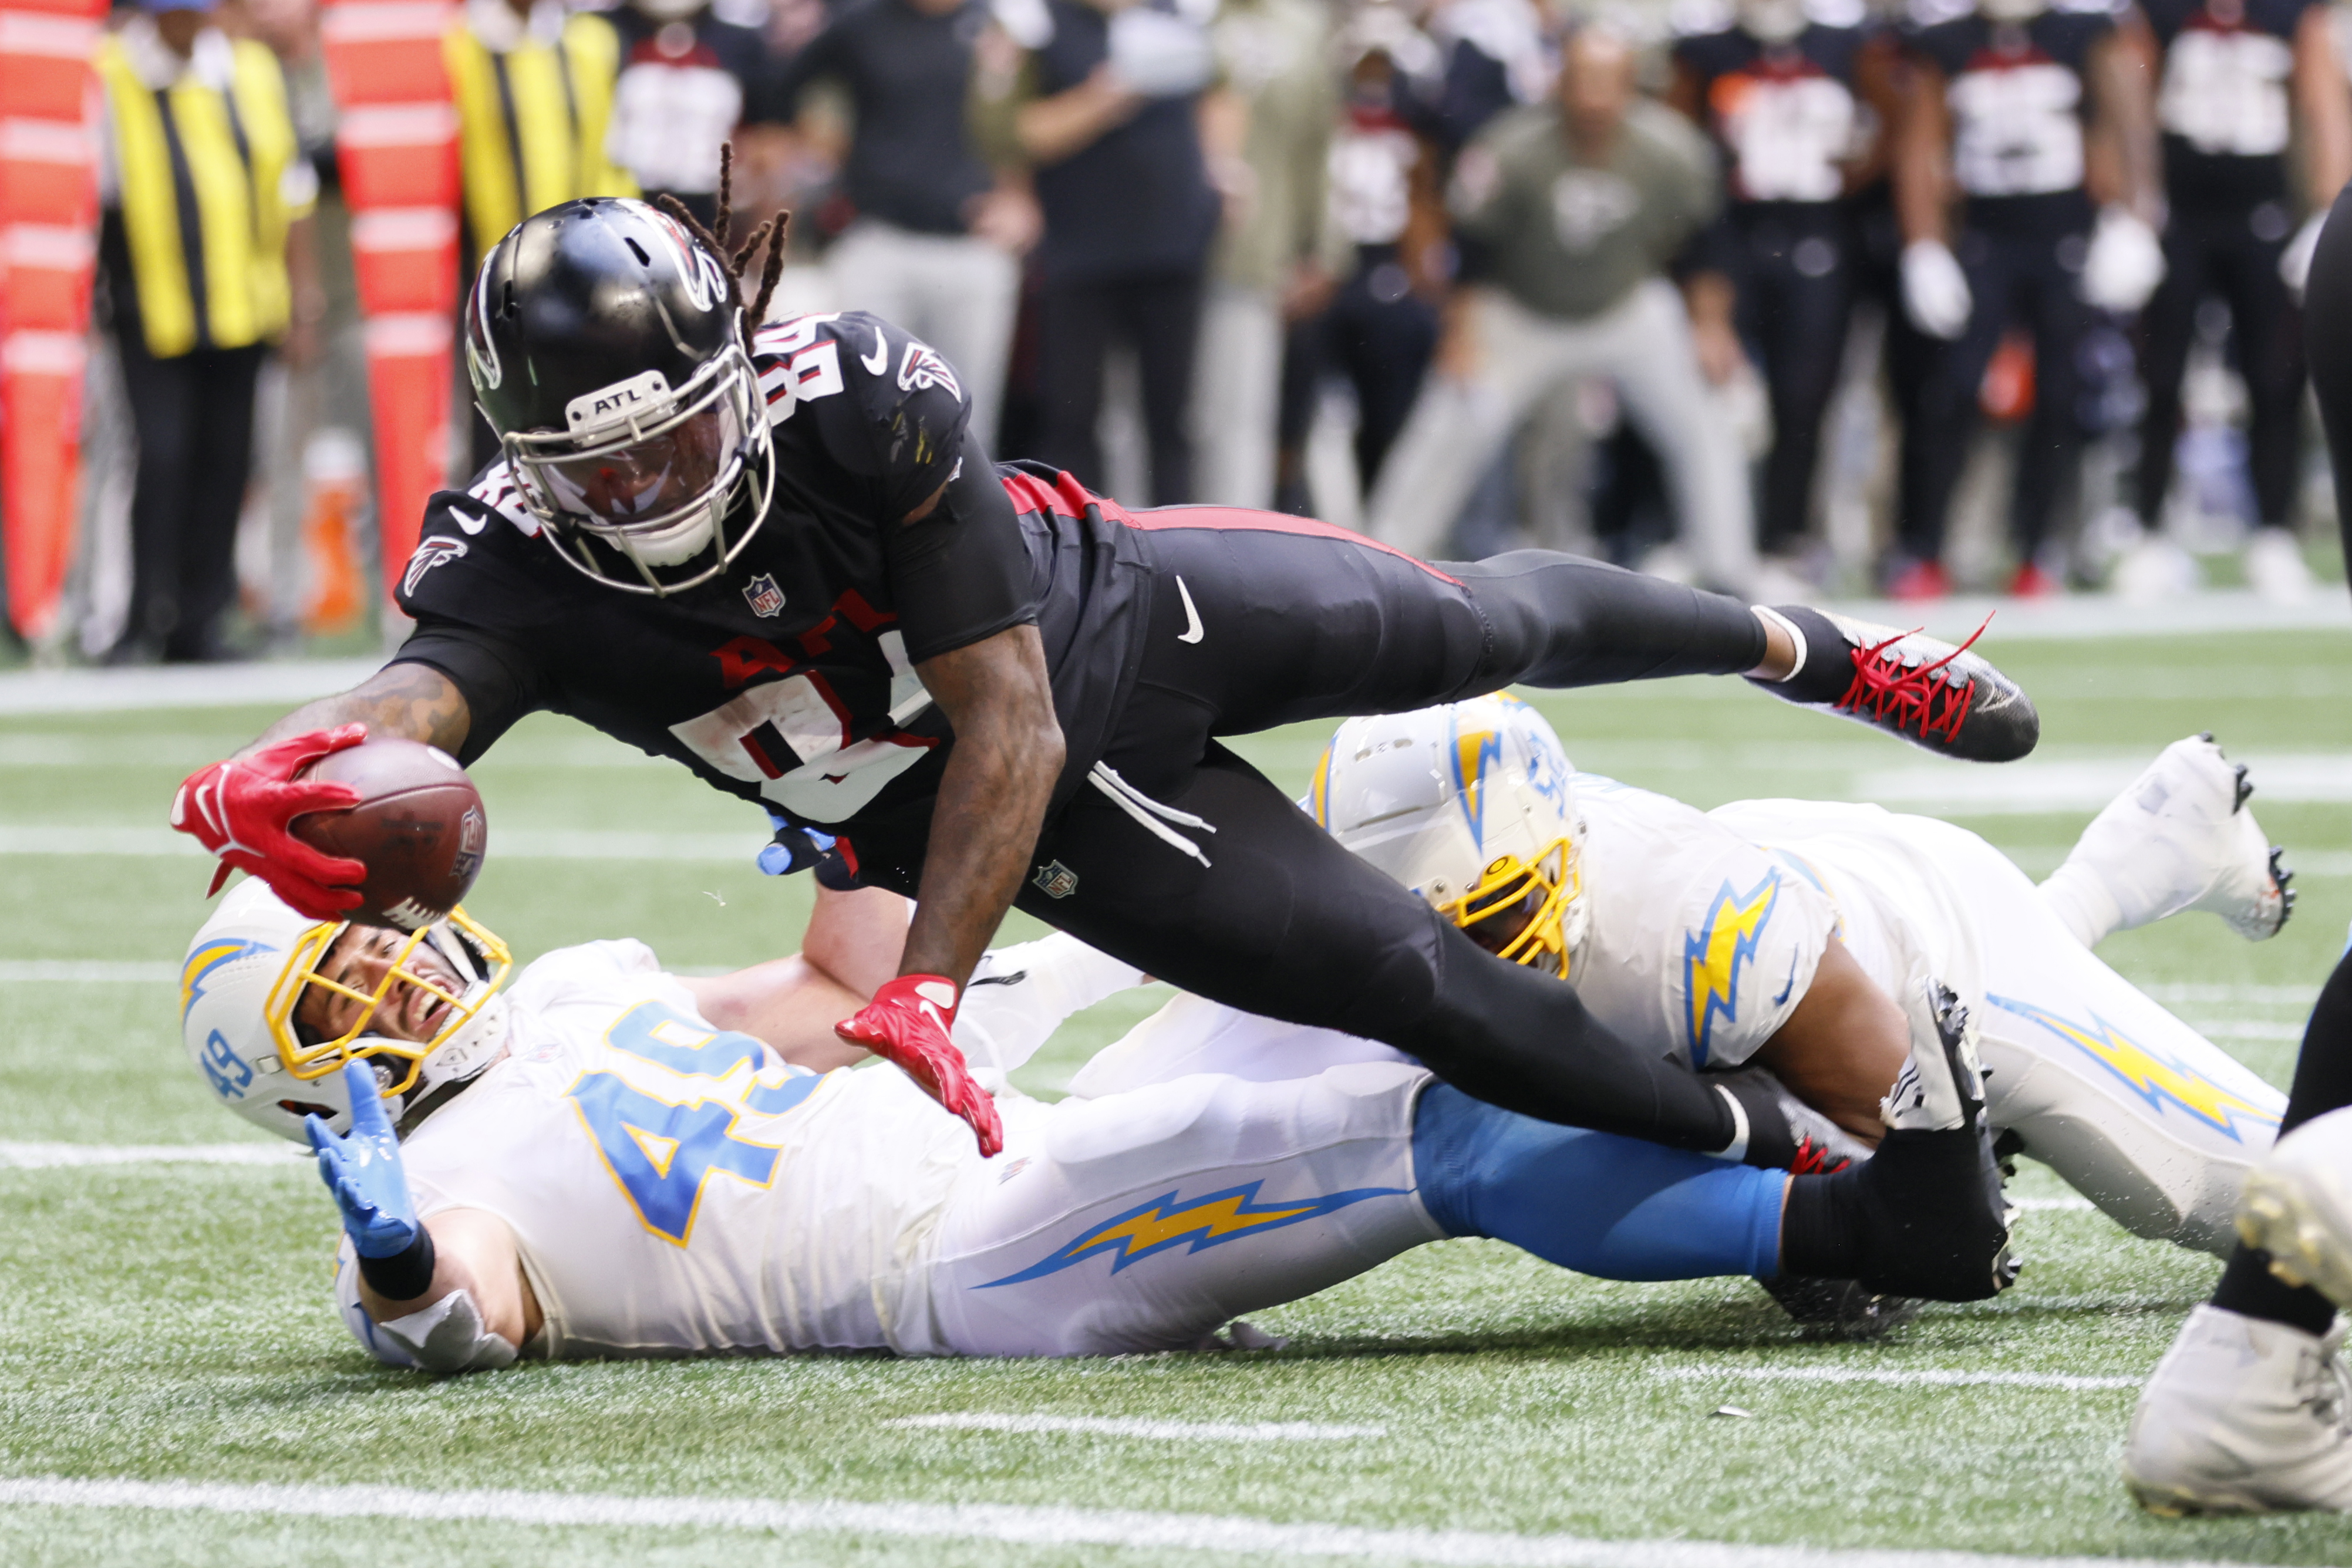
[1310,694,1591,976]
[181,878,514,1142]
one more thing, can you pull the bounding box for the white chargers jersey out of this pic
[1567,775,1836,1071]
[336,939,977,1363]
[1706,798,1990,1018]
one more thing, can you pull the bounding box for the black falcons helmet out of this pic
[465,197,774,595]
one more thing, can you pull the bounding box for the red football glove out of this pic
[835,974,1004,1158]
[170,724,370,920]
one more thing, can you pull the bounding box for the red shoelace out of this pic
[1834,615,1995,748]
[1788,1137,1853,1176]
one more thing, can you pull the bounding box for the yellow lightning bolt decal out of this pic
[978,1180,1407,1287]
[1989,996,2283,1142]
[1683,872,1781,1067]
[181,938,274,1023]
[1451,727,1502,847]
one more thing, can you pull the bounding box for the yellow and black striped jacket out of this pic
[96,32,311,359]
[446,11,636,270]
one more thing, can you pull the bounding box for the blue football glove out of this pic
[757,812,836,877]
[304,1060,420,1259]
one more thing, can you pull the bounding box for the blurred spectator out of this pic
[779,0,1035,447]
[972,0,1223,502]
[605,0,779,227]
[2132,0,2350,594]
[1275,5,1446,511]
[1892,0,2159,598]
[94,0,321,663]
[1420,0,1556,157]
[1189,0,1335,508]
[1367,28,1757,593]
[447,0,636,470]
[1671,0,1895,584]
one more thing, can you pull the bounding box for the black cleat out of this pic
[1849,978,2020,1302]
[1757,1274,1921,1341]
[1759,610,2039,763]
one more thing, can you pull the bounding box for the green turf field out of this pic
[4,628,2351,1566]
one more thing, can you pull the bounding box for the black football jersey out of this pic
[2142,0,2312,208]
[1908,2,2117,227]
[1674,12,1872,207]
[391,310,1150,870]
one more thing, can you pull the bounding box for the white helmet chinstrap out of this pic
[181,878,514,1142]
[1311,694,1590,976]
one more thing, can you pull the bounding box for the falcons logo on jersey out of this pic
[897,341,962,400]
[402,537,469,596]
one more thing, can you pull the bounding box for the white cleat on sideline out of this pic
[2240,1106,2352,1313]
[2040,734,2293,947]
[2123,1304,2352,1515]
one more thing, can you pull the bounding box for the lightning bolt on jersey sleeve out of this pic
[1567,776,1837,1071]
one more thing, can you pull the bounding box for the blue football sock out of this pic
[1412,1081,1784,1280]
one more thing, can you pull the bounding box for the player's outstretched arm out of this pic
[309,1062,537,1367]
[240,662,473,760]
[1754,939,1910,1148]
[168,664,477,918]
[834,623,1059,1158]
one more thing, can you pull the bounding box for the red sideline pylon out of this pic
[0,0,104,642]
[319,0,460,610]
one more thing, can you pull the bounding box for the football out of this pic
[291,739,488,931]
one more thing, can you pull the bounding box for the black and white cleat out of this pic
[1756,609,2039,763]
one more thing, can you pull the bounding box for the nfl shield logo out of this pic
[1032,861,1079,899]
[743,573,786,618]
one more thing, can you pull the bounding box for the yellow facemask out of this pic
[261,909,513,1097]
[1436,838,1582,978]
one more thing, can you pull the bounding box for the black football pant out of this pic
[2216,187,2352,1334]
[113,335,267,661]
[1010,512,1767,1152]
[2137,202,2305,531]
[1901,222,2093,564]
[1036,270,1206,506]
[1729,203,1855,557]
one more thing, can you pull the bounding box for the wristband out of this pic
[358,1228,438,1303]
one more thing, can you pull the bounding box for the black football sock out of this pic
[2211,945,2352,1331]
[1750,604,1855,707]
[1778,1167,1865,1280]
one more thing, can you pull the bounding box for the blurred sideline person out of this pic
[1366,28,1759,595]
[1892,0,2161,597]
[2120,190,2352,1517]
[447,0,636,470]
[178,811,2014,1368]
[1670,0,1898,582]
[95,0,321,664]
[2131,0,2350,592]
[1187,0,1335,509]
[1274,5,1447,513]
[779,0,1034,450]
[603,0,777,228]
[971,0,1224,502]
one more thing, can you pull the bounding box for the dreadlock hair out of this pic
[653,143,791,336]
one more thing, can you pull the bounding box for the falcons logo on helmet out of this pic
[402,537,469,596]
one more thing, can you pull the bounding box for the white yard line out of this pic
[1855,754,2352,814]
[0,1473,2267,1568]
[2140,983,2321,1007]
[0,1142,298,1169]
[885,1414,1385,1442]
[2011,1197,2097,1212]
[0,660,386,716]
[2184,1021,2310,1041]
[1655,1367,2138,1392]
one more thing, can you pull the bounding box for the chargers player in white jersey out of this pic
[1083,695,2292,1271]
[183,817,2019,1370]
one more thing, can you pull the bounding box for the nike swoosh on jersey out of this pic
[861,328,888,376]
[1771,952,1800,1007]
[1175,576,1205,644]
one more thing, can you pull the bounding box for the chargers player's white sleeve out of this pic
[1569,777,1836,1071]
[1713,802,2286,1256]
[954,933,1148,1085]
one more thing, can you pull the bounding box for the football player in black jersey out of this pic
[171,179,2038,1209]
[2132,0,2350,592]
[1893,0,2161,596]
